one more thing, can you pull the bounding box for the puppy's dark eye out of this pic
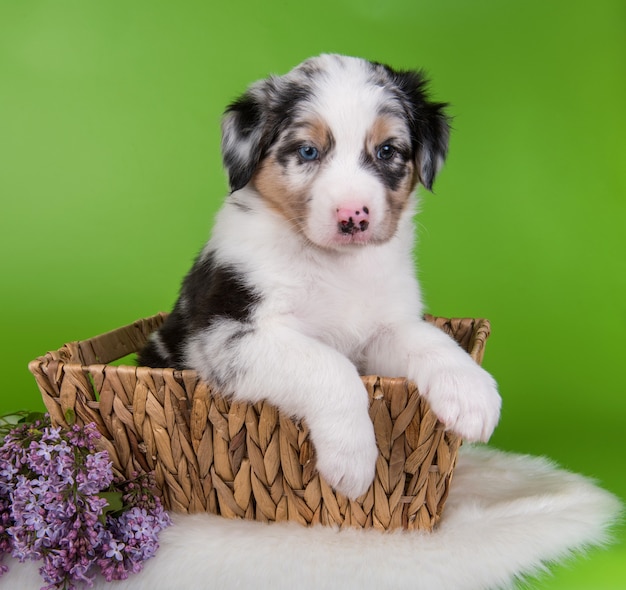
[298,145,319,161]
[377,144,396,161]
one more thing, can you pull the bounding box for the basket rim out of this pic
[28,314,491,374]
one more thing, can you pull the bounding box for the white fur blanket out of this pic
[4,446,621,590]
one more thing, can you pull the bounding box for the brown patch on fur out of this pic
[366,115,398,153]
[301,117,334,153]
[251,117,334,231]
[387,162,418,206]
[377,166,417,241]
[252,155,310,230]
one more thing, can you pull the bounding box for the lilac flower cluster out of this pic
[0,415,171,589]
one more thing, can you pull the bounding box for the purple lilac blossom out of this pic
[0,415,171,589]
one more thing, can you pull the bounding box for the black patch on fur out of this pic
[222,78,315,191]
[271,80,313,124]
[275,137,305,168]
[137,304,190,369]
[184,252,260,330]
[137,339,167,368]
[228,94,263,139]
[375,64,450,190]
[137,252,261,370]
[222,93,265,192]
[360,145,411,192]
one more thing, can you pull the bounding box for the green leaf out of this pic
[64,408,76,426]
[19,411,47,425]
[98,491,125,524]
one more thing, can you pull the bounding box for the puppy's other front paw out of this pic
[311,413,378,500]
[419,360,501,443]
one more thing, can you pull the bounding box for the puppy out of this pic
[139,54,501,499]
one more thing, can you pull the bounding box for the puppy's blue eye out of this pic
[377,144,396,161]
[298,145,319,161]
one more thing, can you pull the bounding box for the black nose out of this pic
[336,206,370,235]
[338,217,370,235]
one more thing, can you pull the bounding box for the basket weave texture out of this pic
[28,314,490,531]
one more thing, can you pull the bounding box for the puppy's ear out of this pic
[392,70,450,191]
[221,81,274,192]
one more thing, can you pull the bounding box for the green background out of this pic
[1,1,624,587]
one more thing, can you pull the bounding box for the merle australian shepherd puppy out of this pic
[139,54,501,499]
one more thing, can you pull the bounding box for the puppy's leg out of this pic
[365,320,501,442]
[188,322,378,499]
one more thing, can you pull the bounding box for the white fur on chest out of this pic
[209,188,423,358]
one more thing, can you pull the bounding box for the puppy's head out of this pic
[221,54,450,250]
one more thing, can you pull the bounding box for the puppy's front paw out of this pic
[311,410,378,500]
[419,358,501,442]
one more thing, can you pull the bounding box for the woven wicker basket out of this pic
[28,314,490,531]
